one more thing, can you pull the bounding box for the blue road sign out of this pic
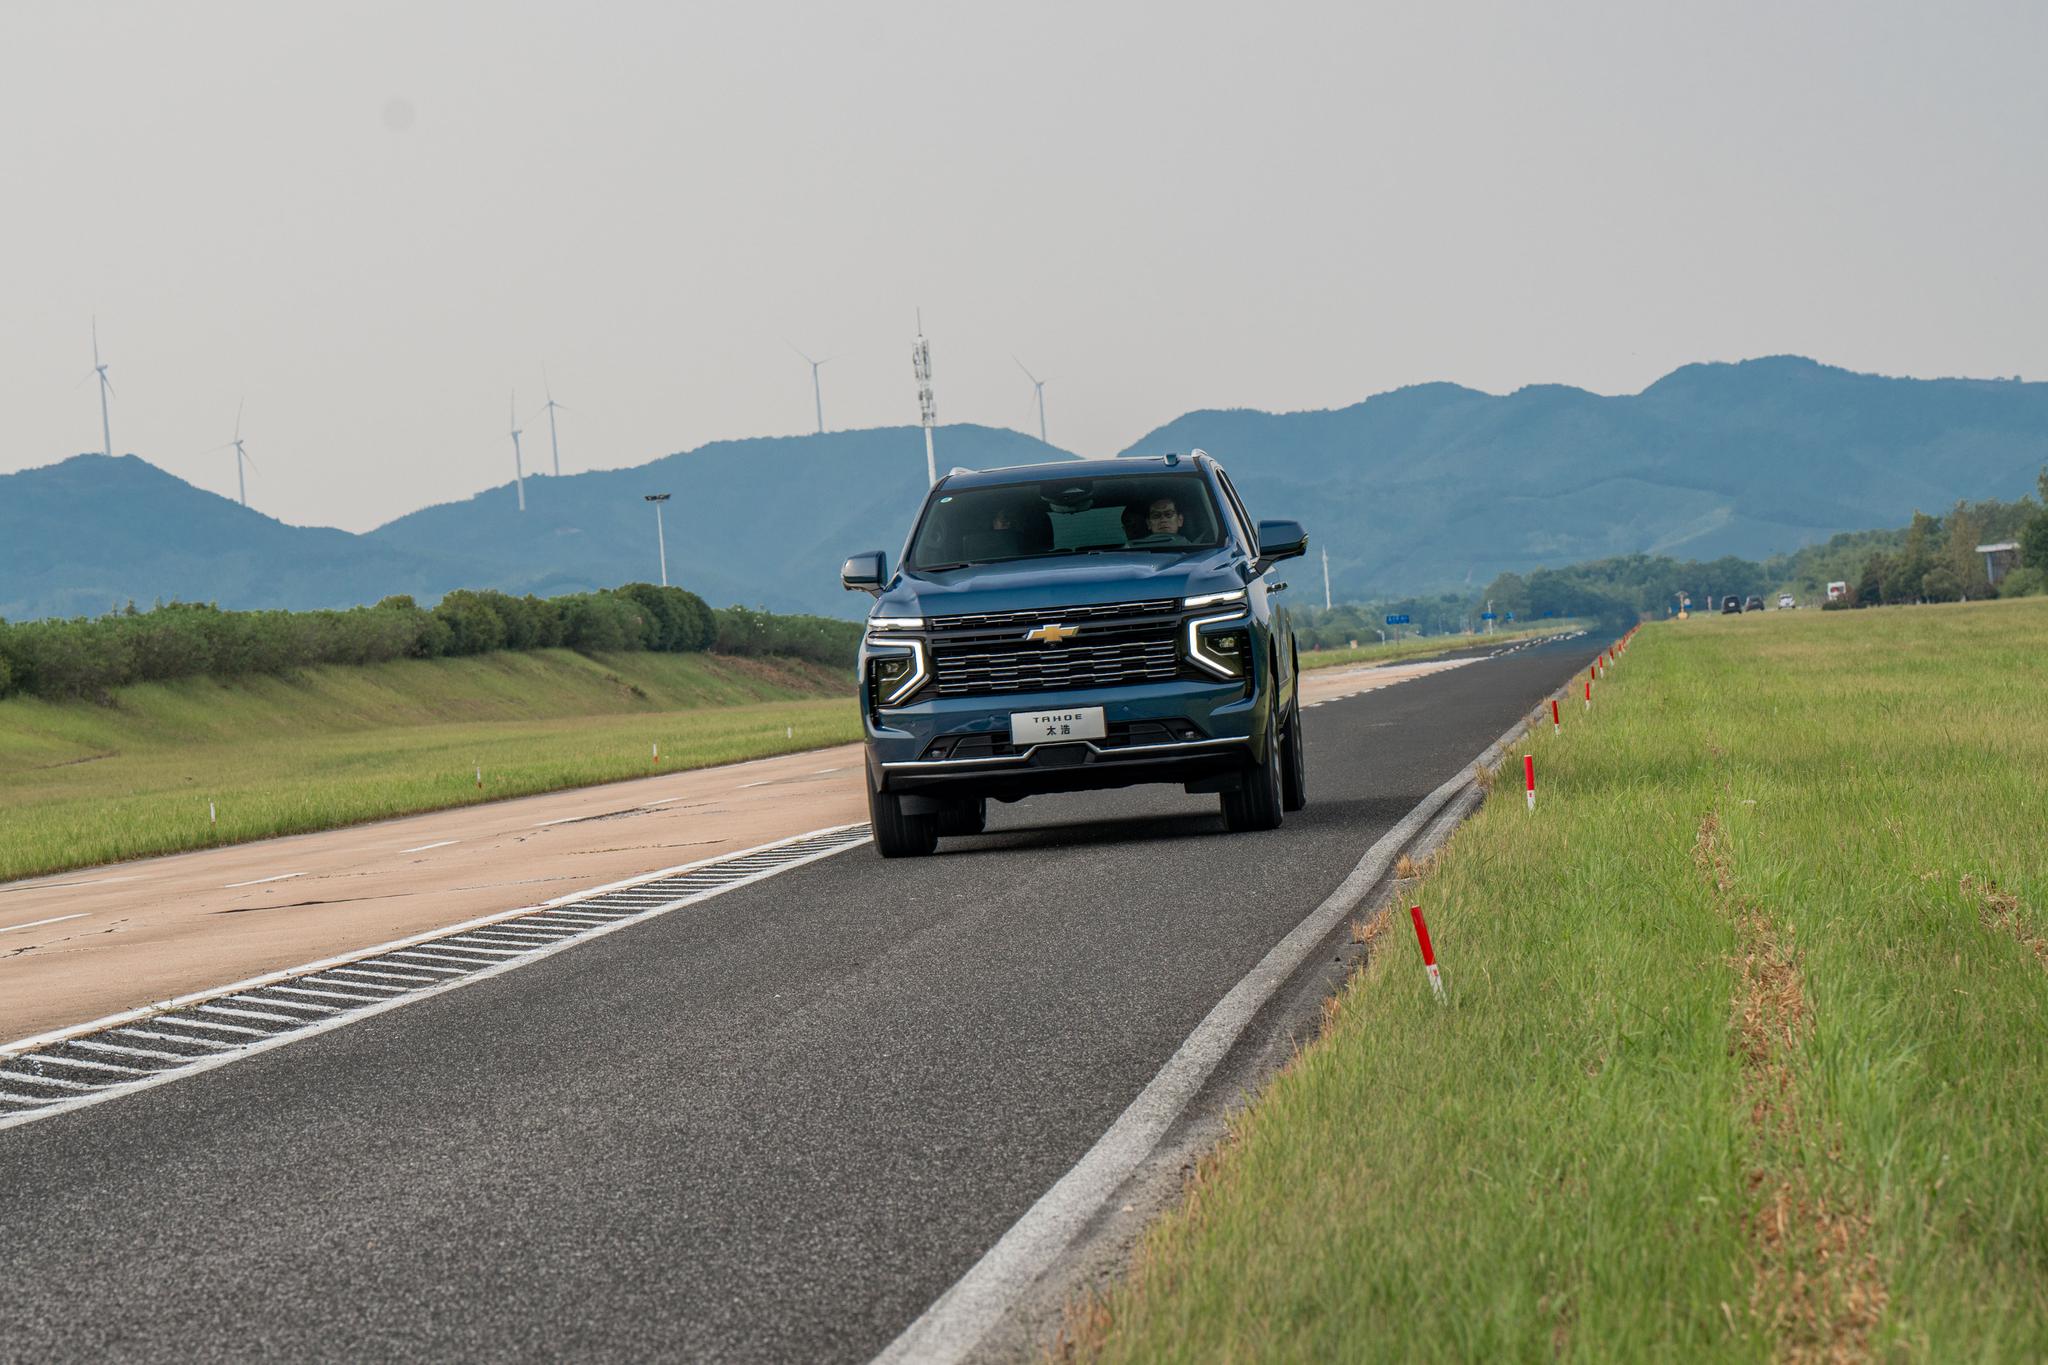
[1384,614,1410,626]
[1481,612,1496,620]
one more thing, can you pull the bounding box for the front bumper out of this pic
[865,677,1263,798]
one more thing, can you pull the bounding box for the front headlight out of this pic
[865,637,929,707]
[1186,611,1251,679]
[1183,588,1246,610]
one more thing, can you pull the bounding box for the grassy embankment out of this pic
[0,648,859,883]
[1080,598,2048,1361]
[1301,619,1594,671]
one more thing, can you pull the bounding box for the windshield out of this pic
[908,472,1227,571]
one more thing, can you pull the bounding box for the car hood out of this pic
[876,549,1245,620]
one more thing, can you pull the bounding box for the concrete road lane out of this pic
[0,635,1598,1362]
[0,745,867,1042]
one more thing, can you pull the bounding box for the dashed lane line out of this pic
[1,913,90,935]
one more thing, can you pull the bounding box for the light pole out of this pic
[1321,546,1332,611]
[644,493,671,586]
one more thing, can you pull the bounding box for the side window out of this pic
[1215,469,1256,553]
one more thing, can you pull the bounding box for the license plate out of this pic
[1009,706,1107,744]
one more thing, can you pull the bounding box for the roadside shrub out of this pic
[557,592,643,653]
[713,606,862,667]
[1999,565,2047,599]
[615,583,717,652]
[0,583,845,700]
[433,590,508,656]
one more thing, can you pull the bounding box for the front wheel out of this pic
[868,784,938,857]
[1279,695,1307,812]
[1220,725,1285,832]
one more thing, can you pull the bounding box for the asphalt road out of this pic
[0,634,1599,1362]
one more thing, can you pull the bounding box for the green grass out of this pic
[1085,598,2048,1362]
[0,649,860,882]
[1301,620,1594,671]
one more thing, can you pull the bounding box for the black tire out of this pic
[1221,721,1285,832]
[1279,695,1307,813]
[868,784,938,857]
[933,797,987,837]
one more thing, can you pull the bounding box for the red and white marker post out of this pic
[1524,754,1536,811]
[652,741,660,769]
[1410,905,1446,1003]
[1550,698,1561,733]
[1584,678,1592,711]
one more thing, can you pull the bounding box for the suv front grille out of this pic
[926,599,1184,699]
[929,598,1179,631]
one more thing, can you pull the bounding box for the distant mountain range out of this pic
[5,357,2044,623]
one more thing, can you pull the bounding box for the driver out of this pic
[1141,496,1187,542]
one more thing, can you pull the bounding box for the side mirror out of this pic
[1255,519,1308,566]
[841,551,887,595]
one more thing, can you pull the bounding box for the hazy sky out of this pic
[4,1,2044,531]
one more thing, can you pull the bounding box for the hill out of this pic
[1,426,1068,621]
[6,358,2046,621]
[0,455,465,622]
[1122,357,2048,598]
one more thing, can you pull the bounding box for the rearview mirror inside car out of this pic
[841,551,887,594]
[1256,519,1308,565]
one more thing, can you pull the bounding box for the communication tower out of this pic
[913,311,936,484]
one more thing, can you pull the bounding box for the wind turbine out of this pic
[228,400,253,506]
[90,318,115,459]
[789,343,830,435]
[198,400,258,507]
[508,391,527,512]
[540,366,566,476]
[1014,356,1048,444]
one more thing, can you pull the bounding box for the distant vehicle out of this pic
[1722,596,1743,614]
[1745,595,1766,613]
[843,452,1306,856]
[1826,580,1850,602]
[1778,593,1795,609]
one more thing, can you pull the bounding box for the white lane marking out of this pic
[269,984,390,1006]
[196,1004,307,1026]
[115,1027,235,1050]
[0,1069,95,1092]
[532,816,583,828]
[0,913,89,935]
[873,701,1554,1365]
[223,872,302,889]
[738,779,774,789]
[24,1053,149,1077]
[643,797,685,807]
[0,823,869,1130]
[328,967,438,986]
[810,766,845,775]
[74,1038,188,1063]
[0,874,144,896]
[402,840,460,853]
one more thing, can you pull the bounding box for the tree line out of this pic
[0,585,862,703]
[1481,476,2048,623]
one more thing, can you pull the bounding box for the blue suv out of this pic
[841,451,1308,856]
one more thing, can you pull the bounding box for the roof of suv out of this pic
[936,454,1200,492]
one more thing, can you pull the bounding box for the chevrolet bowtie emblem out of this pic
[1024,623,1080,645]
